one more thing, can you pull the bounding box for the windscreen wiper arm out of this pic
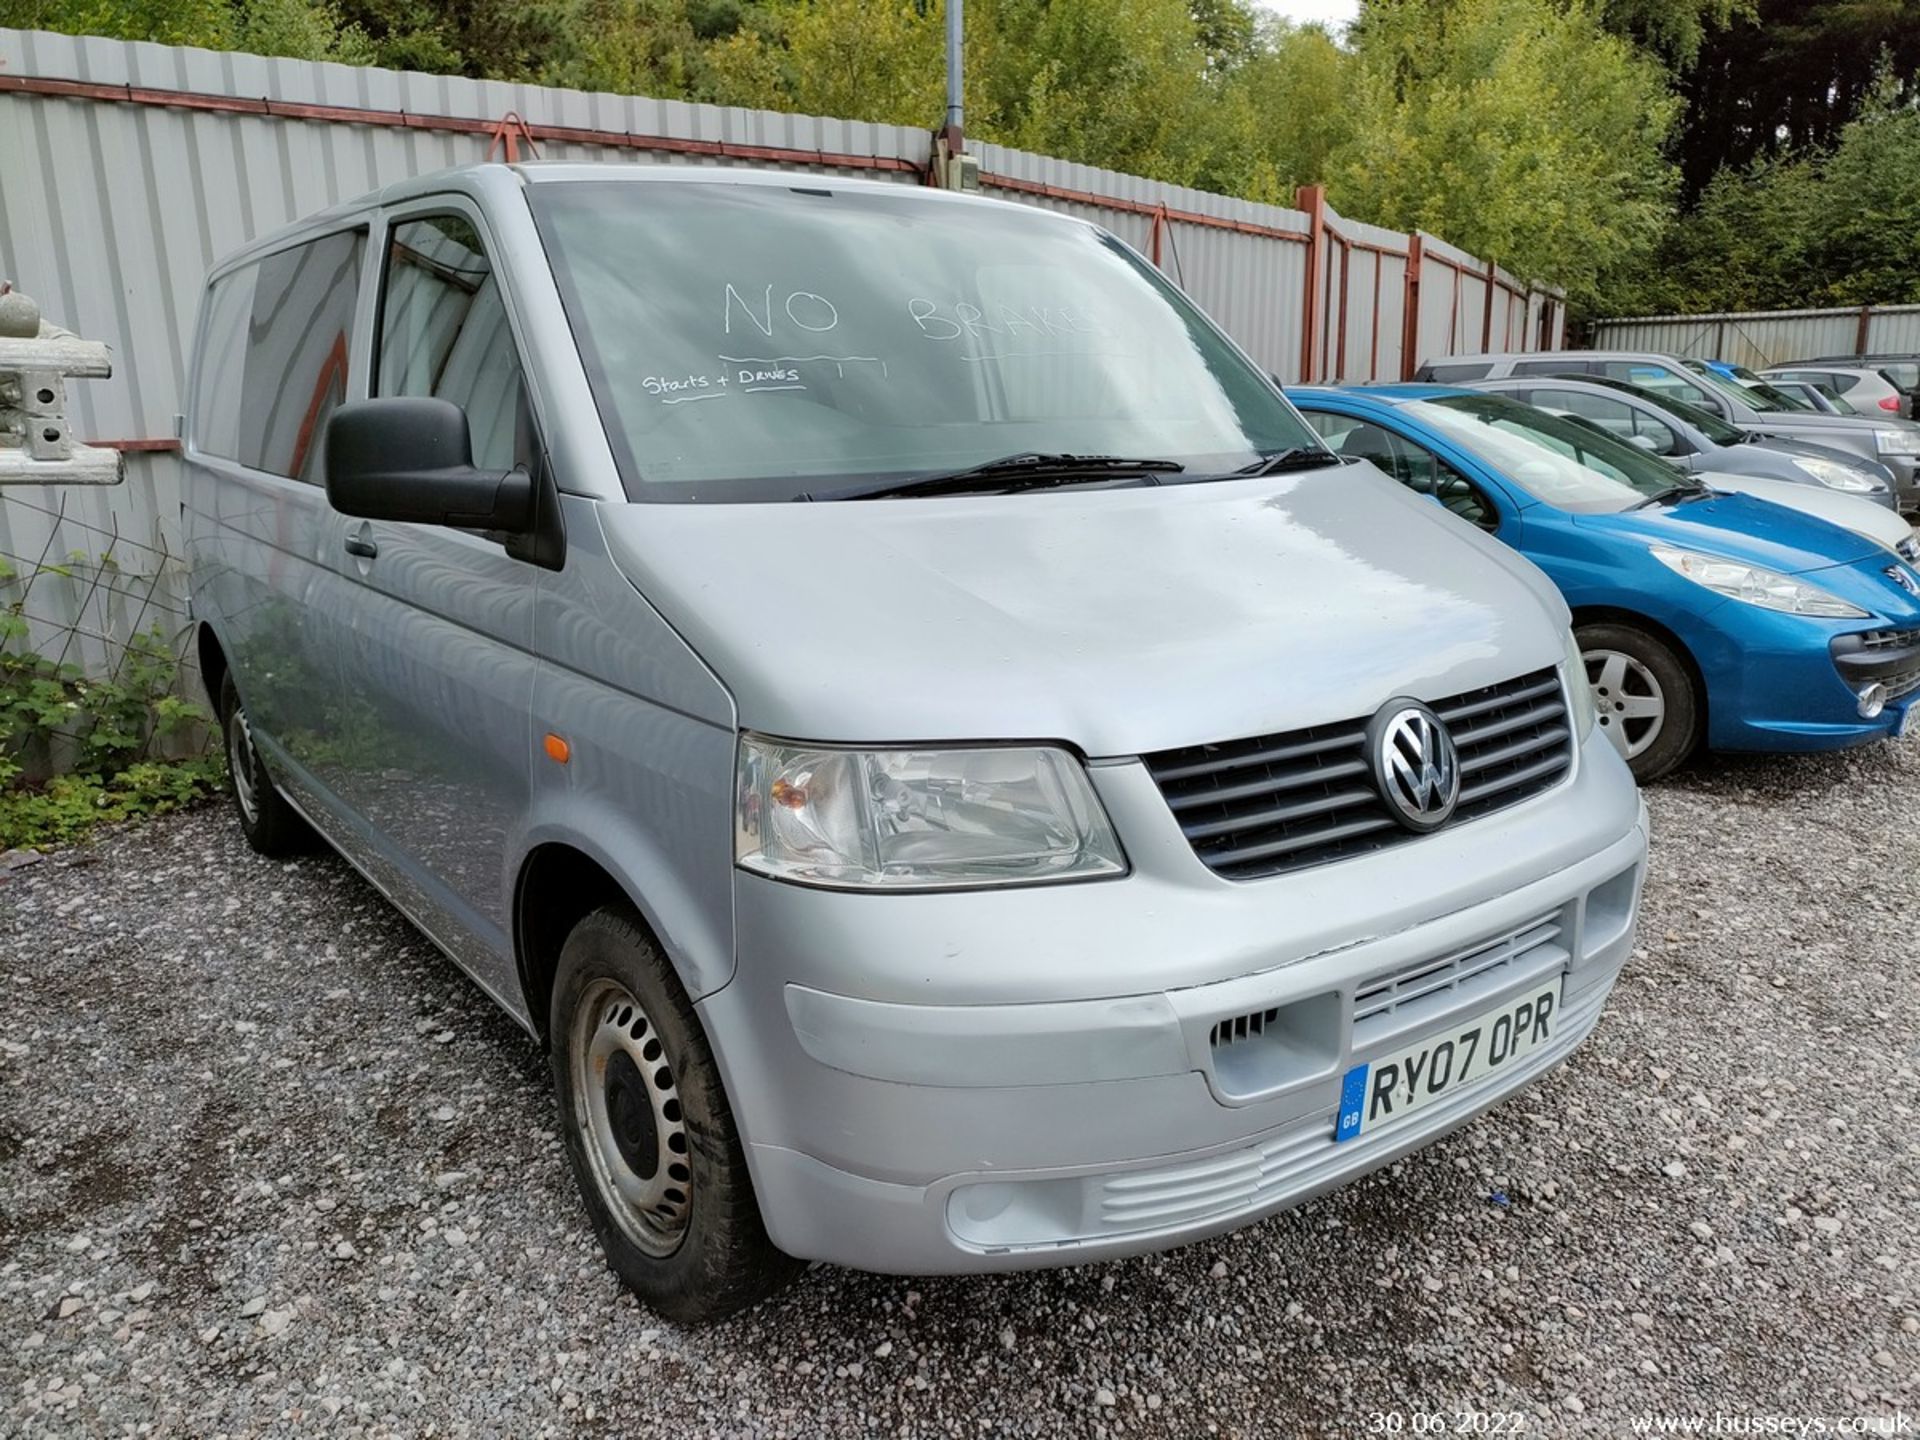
[1633,482,1711,509]
[1232,446,1344,476]
[798,453,1185,502]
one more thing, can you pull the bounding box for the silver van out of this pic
[185,165,1648,1321]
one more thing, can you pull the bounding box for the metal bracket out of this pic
[0,289,123,487]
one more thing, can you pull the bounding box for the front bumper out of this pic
[699,731,1648,1274]
[1685,605,1920,752]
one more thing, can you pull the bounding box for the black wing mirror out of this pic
[325,397,534,532]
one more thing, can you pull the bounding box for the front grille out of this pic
[1145,669,1573,880]
[1837,628,1920,702]
[1860,627,1920,650]
[1351,909,1567,1044]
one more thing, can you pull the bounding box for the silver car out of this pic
[1421,349,1920,506]
[184,165,1648,1321]
[1762,365,1912,420]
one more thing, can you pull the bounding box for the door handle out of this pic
[344,534,378,560]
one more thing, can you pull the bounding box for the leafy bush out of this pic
[0,756,227,851]
[0,554,226,851]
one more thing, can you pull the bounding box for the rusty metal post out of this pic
[1400,234,1424,381]
[1297,184,1327,384]
[1857,303,1874,355]
[1333,238,1350,382]
[0,289,122,487]
[1481,259,1497,353]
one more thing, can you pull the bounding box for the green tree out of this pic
[1595,0,1750,70]
[1,0,372,58]
[1333,0,1677,309]
[1622,74,1920,315]
[1811,82,1920,306]
[1218,19,1354,204]
[541,0,704,98]
[976,0,1233,187]
[704,0,942,125]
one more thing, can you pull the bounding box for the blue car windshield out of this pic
[529,180,1321,502]
[1411,394,1679,513]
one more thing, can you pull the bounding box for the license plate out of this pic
[1335,982,1562,1143]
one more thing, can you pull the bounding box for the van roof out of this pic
[207,161,1042,279]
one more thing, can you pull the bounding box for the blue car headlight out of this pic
[1649,545,1868,618]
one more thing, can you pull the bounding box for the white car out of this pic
[1695,470,1919,563]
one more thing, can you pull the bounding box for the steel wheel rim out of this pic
[228,706,261,825]
[1584,648,1666,761]
[569,979,692,1257]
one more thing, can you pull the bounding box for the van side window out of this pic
[192,268,257,461]
[378,215,522,472]
[235,230,365,483]
[1596,361,1711,410]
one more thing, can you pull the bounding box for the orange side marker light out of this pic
[544,732,571,764]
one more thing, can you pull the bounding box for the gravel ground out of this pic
[2,743,1917,1438]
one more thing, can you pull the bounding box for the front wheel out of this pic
[550,907,801,1323]
[1576,622,1700,782]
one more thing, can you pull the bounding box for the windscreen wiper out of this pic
[1232,446,1344,476]
[1633,482,1711,509]
[797,453,1185,502]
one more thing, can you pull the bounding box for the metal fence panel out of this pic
[1589,305,1920,368]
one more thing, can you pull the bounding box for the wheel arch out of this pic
[1568,604,1711,736]
[513,837,724,1043]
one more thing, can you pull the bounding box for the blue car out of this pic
[1293,385,1920,780]
[1684,358,1763,385]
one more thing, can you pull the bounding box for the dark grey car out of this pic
[1467,374,1902,510]
[1425,351,1920,508]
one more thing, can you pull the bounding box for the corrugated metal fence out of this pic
[1590,304,1920,371]
[0,25,1565,679]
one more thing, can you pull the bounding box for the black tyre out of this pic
[1576,621,1700,782]
[217,672,314,856]
[550,906,800,1323]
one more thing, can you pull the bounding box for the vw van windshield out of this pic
[529,180,1322,502]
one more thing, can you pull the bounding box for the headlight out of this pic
[1875,428,1920,457]
[1561,629,1597,738]
[734,736,1126,889]
[1649,545,1867,618]
[1792,456,1883,493]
